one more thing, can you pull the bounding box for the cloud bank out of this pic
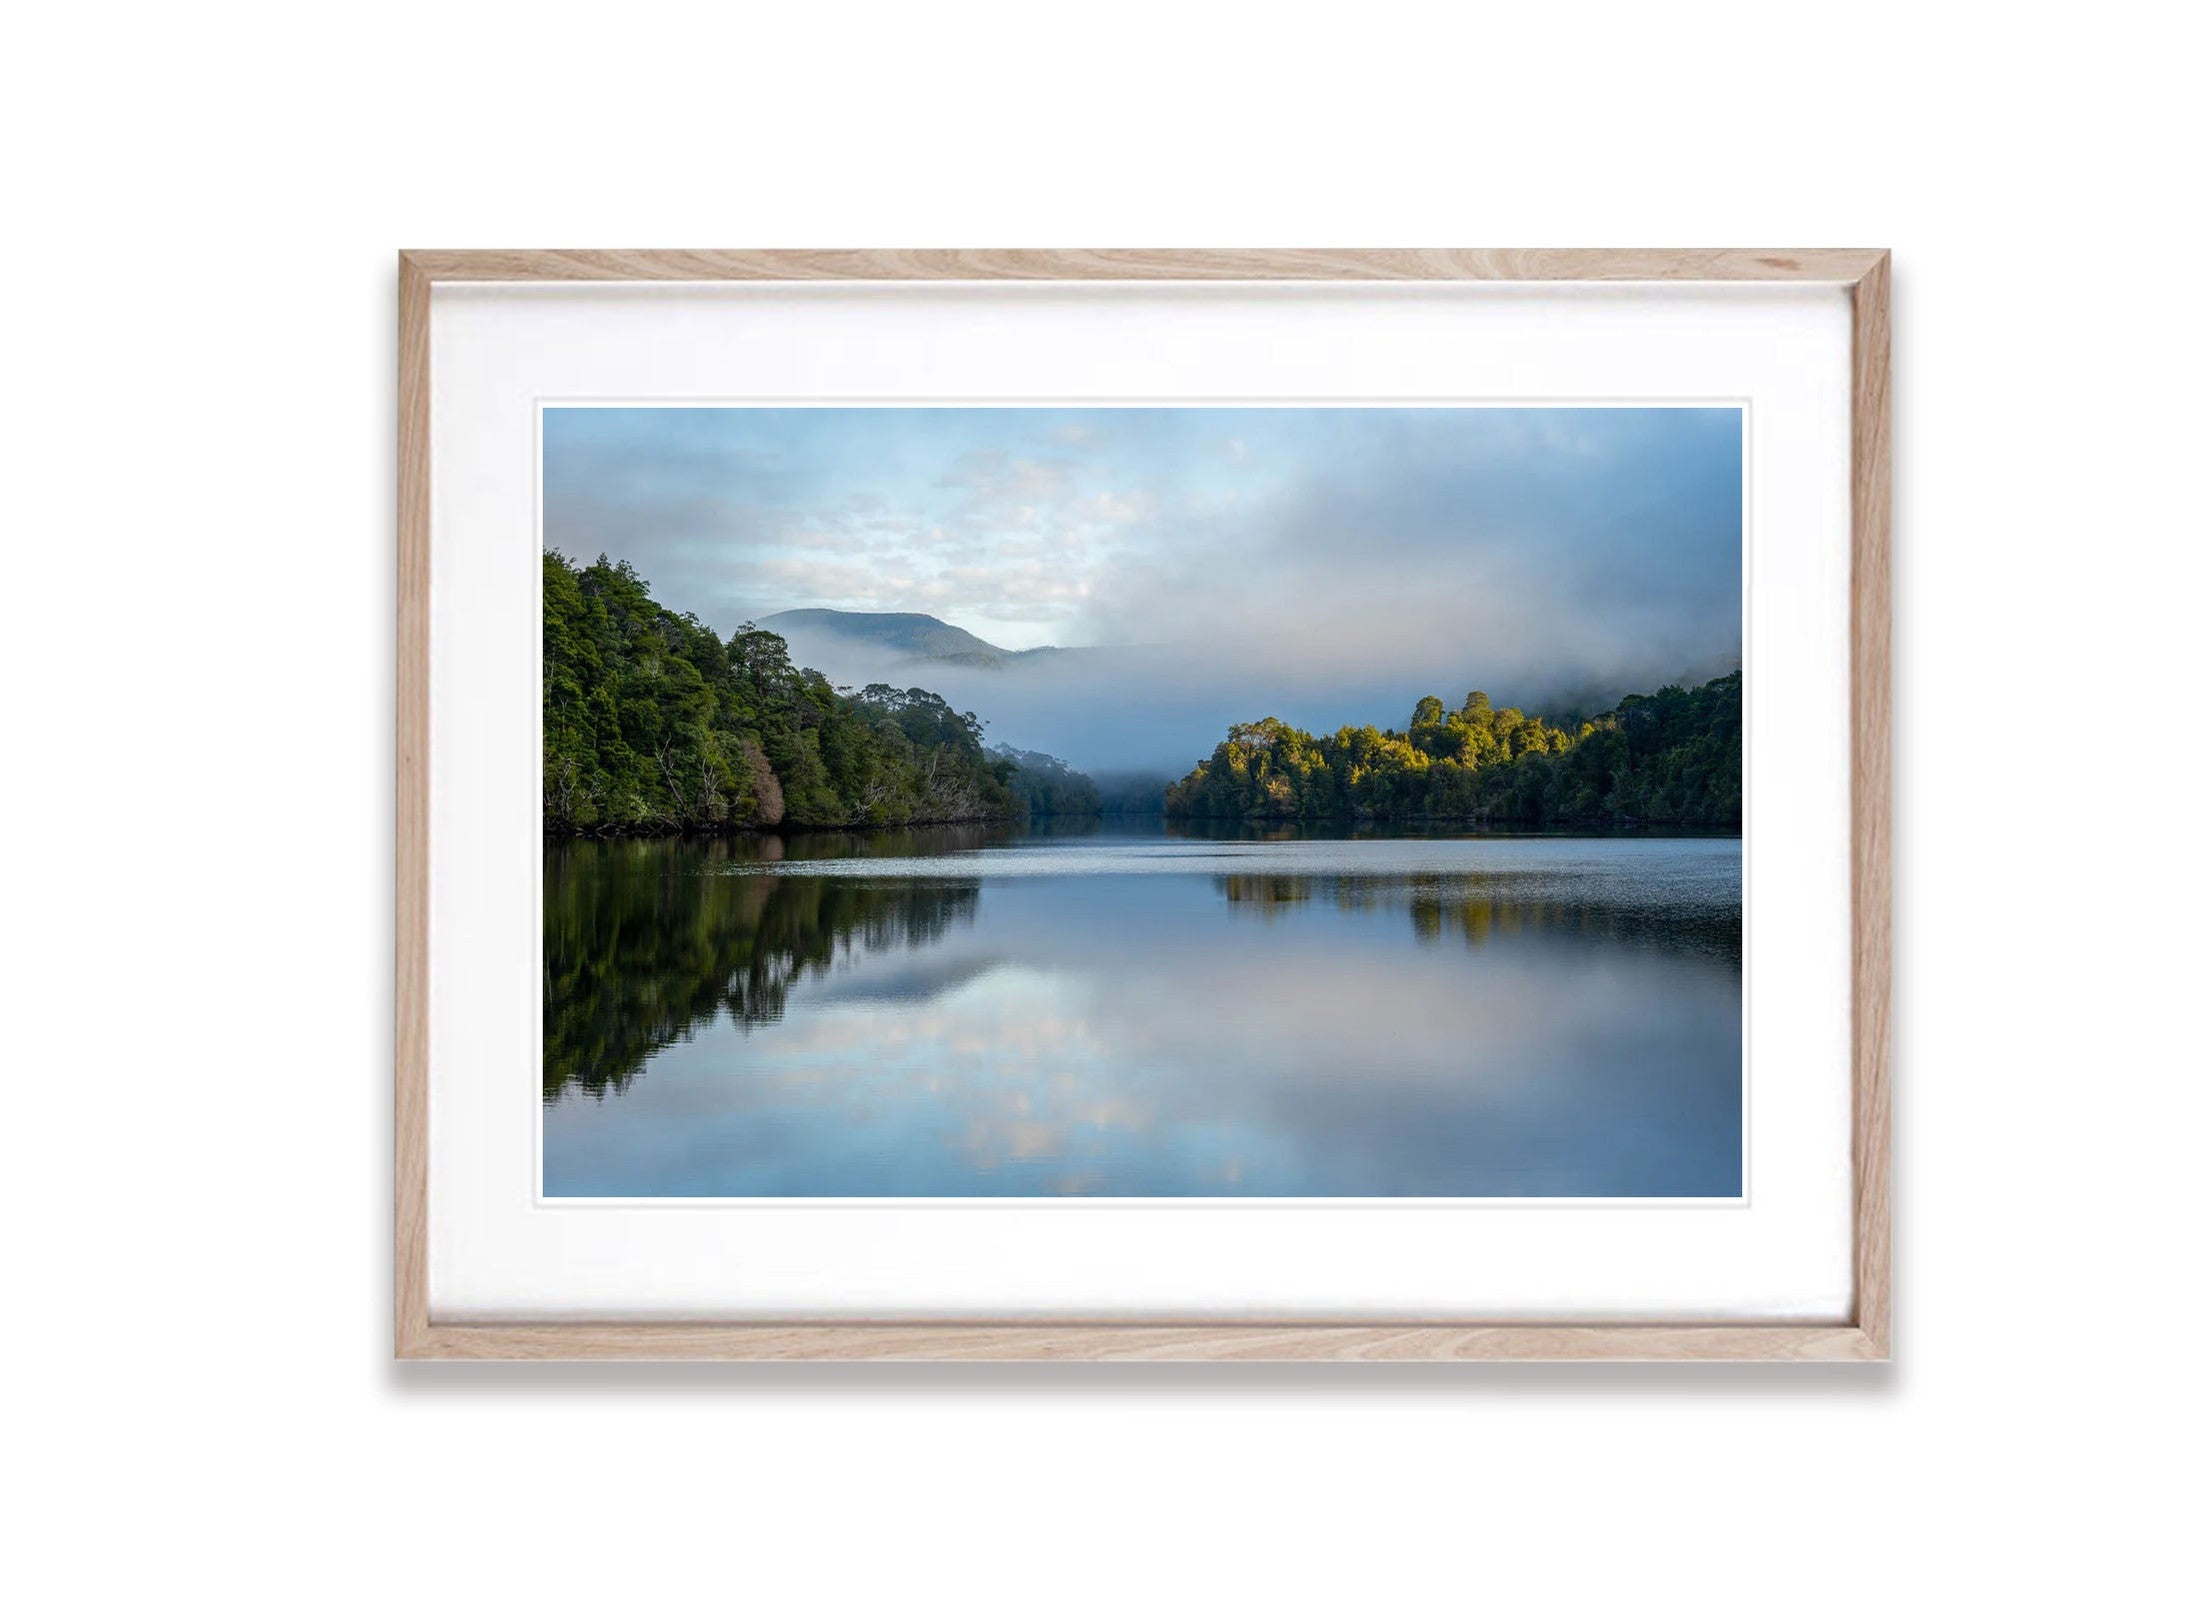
[545,406,1741,771]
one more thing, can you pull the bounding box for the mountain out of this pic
[754,609,1024,670]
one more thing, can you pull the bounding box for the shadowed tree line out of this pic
[544,838,980,1099]
[547,552,1063,834]
[1166,674,1741,829]
[987,743,1102,817]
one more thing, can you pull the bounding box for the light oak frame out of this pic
[397,249,1891,1360]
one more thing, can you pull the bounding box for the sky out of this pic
[544,406,1741,771]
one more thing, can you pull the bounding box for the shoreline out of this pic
[544,815,1740,842]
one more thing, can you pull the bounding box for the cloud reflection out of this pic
[543,834,1742,1197]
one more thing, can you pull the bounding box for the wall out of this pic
[7,3,2189,1593]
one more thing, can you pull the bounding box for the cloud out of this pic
[543,406,1741,768]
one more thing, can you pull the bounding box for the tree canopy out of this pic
[1164,674,1741,828]
[545,552,1065,832]
[987,743,1103,817]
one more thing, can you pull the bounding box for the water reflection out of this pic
[1219,871,1742,961]
[544,837,980,1098]
[544,828,1743,1198]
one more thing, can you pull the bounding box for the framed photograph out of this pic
[397,249,1889,1359]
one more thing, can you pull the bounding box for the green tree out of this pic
[1167,674,1740,829]
[542,551,1081,836]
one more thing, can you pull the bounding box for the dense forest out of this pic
[546,553,1083,833]
[1165,673,1741,828]
[987,743,1103,817]
[548,548,1736,834]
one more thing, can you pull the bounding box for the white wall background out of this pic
[5,3,2191,1594]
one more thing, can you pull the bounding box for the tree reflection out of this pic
[1217,874,1313,916]
[544,839,980,1100]
[1214,871,1741,962]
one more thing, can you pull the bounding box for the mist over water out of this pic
[764,634,1740,774]
[543,405,1744,773]
[540,408,1747,1198]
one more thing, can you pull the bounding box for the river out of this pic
[543,821,1742,1198]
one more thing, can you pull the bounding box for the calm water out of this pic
[543,822,1742,1198]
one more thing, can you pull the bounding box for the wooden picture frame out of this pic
[397,249,1890,1360]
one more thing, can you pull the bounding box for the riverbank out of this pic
[546,809,1104,841]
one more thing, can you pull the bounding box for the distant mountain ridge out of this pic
[755,608,1069,671]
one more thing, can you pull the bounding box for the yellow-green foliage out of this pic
[1165,675,1741,828]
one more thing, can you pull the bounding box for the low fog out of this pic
[755,636,1739,777]
[546,406,1742,777]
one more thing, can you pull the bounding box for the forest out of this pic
[547,549,1738,835]
[544,552,1094,833]
[1164,673,1741,828]
[987,743,1104,817]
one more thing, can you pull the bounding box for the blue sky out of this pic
[543,406,1741,767]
